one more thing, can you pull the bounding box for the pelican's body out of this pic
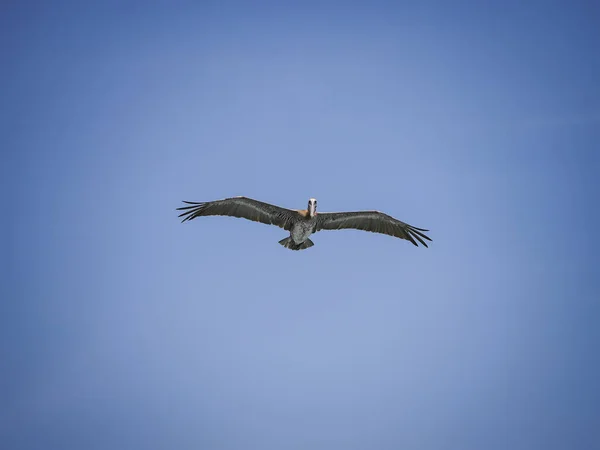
[177,196,431,251]
[284,198,318,249]
[291,218,316,244]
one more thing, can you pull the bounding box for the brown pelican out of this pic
[177,196,432,251]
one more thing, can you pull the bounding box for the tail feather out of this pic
[278,237,314,251]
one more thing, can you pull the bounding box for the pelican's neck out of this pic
[308,198,317,217]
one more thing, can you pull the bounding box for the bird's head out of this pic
[308,198,317,217]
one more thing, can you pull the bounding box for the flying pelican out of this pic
[176,196,431,251]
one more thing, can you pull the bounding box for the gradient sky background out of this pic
[2,1,600,449]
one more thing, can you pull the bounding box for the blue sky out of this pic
[2,1,599,449]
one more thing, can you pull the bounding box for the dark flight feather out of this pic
[176,196,300,231]
[316,211,432,247]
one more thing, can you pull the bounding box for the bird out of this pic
[176,196,432,251]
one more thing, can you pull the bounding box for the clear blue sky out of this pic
[2,1,599,449]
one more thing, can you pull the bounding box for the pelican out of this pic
[176,196,432,251]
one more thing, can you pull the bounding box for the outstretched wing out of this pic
[316,211,432,247]
[176,196,300,231]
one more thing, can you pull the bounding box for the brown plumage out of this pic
[177,196,432,250]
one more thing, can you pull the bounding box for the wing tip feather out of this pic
[177,201,209,222]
